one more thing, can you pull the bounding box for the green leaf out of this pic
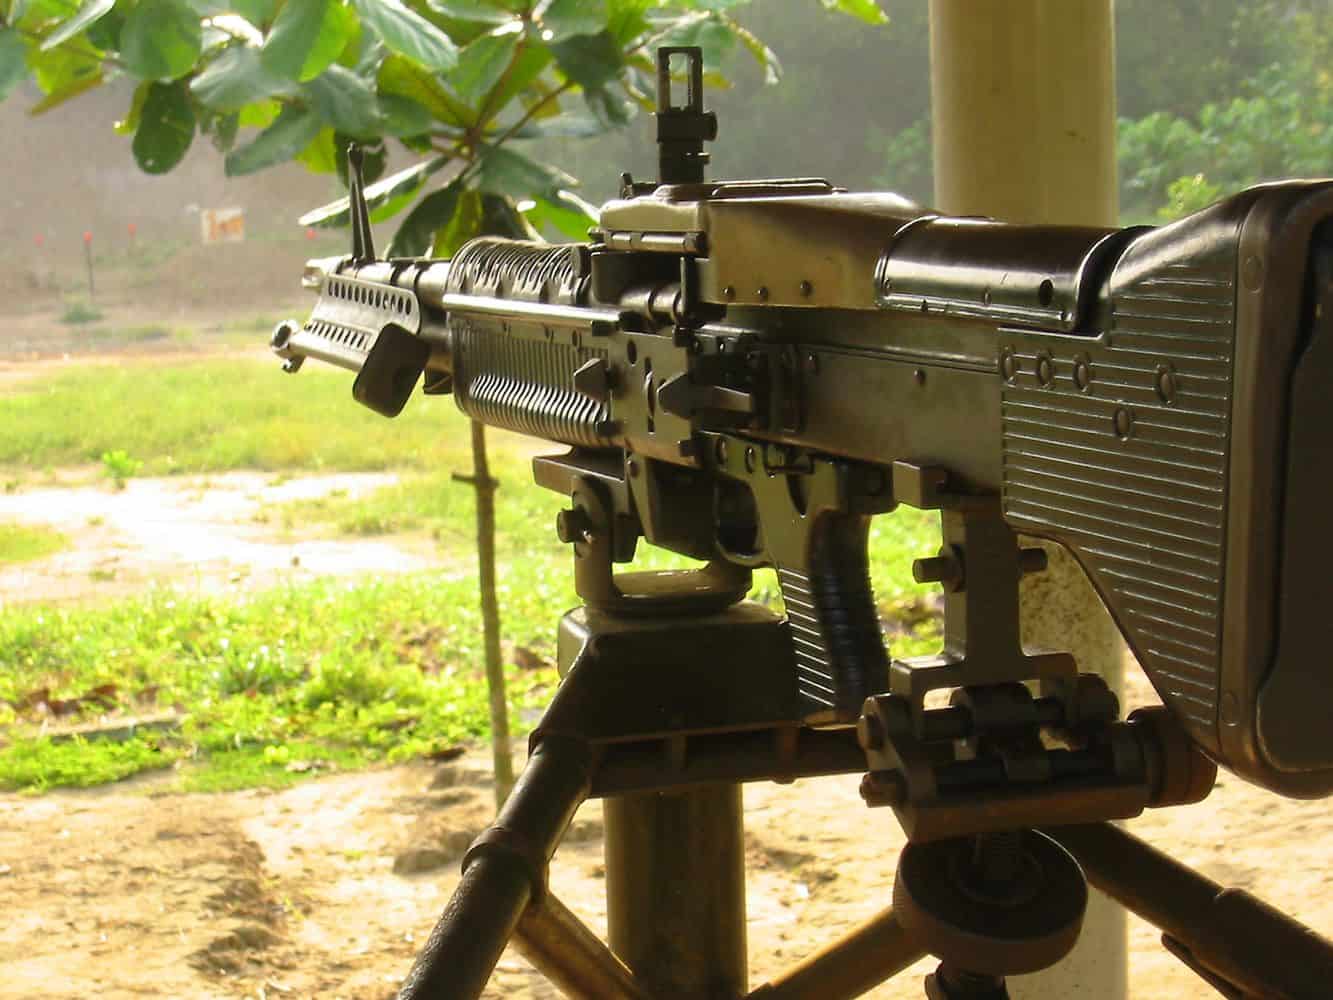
[0,30,27,103]
[450,29,516,104]
[333,132,386,185]
[29,26,101,98]
[300,153,451,228]
[84,5,123,50]
[523,188,596,240]
[40,0,113,51]
[352,0,457,73]
[121,0,203,81]
[480,192,539,239]
[724,16,780,85]
[238,98,281,127]
[476,144,576,200]
[583,85,632,128]
[132,79,196,173]
[539,0,607,41]
[378,93,434,136]
[229,0,276,25]
[295,126,338,172]
[388,182,462,257]
[605,0,651,44]
[821,0,886,26]
[301,62,380,137]
[28,67,103,114]
[113,79,150,134]
[424,1,515,27]
[548,30,621,90]
[207,110,239,151]
[190,44,296,110]
[430,186,482,257]
[483,40,550,112]
[225,103,322,174]
[261,0,356,83]
[378,51,470,127]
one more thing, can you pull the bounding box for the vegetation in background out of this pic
[99,448,142,488]
[58,299,103,324]
[3,0,882,254]
[0,522,67,564]
[0,435,940,794]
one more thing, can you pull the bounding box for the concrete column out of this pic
[928,2,1128,998]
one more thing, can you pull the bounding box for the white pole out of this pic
[928,2,1128,997]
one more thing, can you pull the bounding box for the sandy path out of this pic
[0,471,444,604]
[1,683,1328,1000]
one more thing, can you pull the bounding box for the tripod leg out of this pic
[605,784,748,998]
[1045,823,1333,999]
[398,736,591,1000]
[747,906,926,999]
[514,890,653,1000]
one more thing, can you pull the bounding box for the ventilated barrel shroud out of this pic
[446,239,616,450]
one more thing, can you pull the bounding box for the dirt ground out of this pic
[0,470,443,605]
[1,711,1329,1000]
[0,390,1328,998]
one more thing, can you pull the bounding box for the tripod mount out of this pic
[393,452,1333,1000]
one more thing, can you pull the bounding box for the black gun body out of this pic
[279,179,1333,798]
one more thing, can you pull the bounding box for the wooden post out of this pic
[928,2,1128,997]
[469,420,515,807]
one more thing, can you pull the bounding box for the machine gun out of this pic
[273,47,1333,1000]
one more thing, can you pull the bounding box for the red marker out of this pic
[127,222,137,239]
[305,227,317,240]
[34,234,44,248]
[83,230,93,245]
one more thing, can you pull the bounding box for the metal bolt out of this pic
[1155,365,1177,404]
[913,368,926,386]
[628,457,640,478]
[799,280,814,298]
[1113,407,1135,439]
[999,348,1018,381]
[555,508,592,545]
[714,438,729,465]
[859,770,906,808]
[756,286,770,302]
[857,713,885,751]
[744,446,757,474]
[804,352,820,375]
[722,285,736,301]
[1073,356,1092,391]
[913,554,963,587]
[1036,353,1054,387]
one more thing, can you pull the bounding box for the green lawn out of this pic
[0,523,68,564]
[0,357,479,476]
[0,351,944,792]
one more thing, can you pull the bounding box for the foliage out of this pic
[0,355,539,474]
[3,0,883,252]
[59,299,103,324]
[0,522,67,563]
[1157,173,1222,223]
[100,447,142,487]
[1118,2,1331,221]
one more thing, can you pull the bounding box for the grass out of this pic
[0,575,562,793]
[0,522,68,564]
[59,300,103,325]
[0,357,491,476]
[0,350,946,793]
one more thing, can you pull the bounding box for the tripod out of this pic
[395,470,1333,1000]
